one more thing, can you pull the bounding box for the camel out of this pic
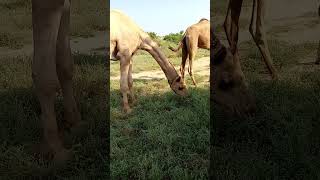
[169,18,210,86]
[110,10,187,113]
[212,27,256,117]
[316,4,320,64]
[32,0,81,163]
[224,0,278,80]
[224,0,320,78]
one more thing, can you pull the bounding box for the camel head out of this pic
[170,76,188,96]
[212,33,256,117]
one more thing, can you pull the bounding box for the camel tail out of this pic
[168,42,182,52]
[168,32,186,52]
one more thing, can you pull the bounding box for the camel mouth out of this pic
[173,88,188,97]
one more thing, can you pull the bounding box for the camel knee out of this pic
[120,84,129,94]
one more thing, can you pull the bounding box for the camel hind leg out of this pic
[224,0,232,46]
[249,0,278,79]
[186,35,198,86]
[128,59,136,104]
[228,0,243,54]
[180,40,188,85]
[316,4,320,64]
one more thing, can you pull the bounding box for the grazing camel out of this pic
[32,0,81,162]
[211,27,256,117]
[169,18,210,86]
[110,10,187,113]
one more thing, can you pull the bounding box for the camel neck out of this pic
[146,44,179,83]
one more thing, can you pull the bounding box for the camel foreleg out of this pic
[119,52,132,113]
[32,0,70,162]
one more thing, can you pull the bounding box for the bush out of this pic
[163,30,184,44]
[147,32,158,40]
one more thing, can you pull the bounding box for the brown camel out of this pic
[212,27,256,117]
[169,18,210,86]
[110,10,187,113]
[32,0,81,163]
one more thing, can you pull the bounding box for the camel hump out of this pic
[199,18,209,22]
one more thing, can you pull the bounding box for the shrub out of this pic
[163,30,184,44]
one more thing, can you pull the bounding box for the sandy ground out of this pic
[0,32,106,57]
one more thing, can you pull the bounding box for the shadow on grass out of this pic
[211,71,320,179]
[0,55,109,179]
[110,82,209,179]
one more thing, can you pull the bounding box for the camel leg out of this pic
[188,47,198,86]
[224,0,232,46]
[229,0,243,54]
[128,59,136,104]
[186,35,198,86]
[180,43,188,84]
[249,0,278,79]
[56,0,81,130]
[32,0,70,162]
[316,40,320,64]
[316,5,320,64]
[119,53,132,113]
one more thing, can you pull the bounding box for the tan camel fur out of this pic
[212,28,256,117]
[32,0,81,162]
[169,19,210,86]
[110,10,187,113]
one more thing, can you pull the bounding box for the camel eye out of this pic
[176,77,181,82]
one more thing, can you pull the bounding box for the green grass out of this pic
[0,0,105,49]
[239,39,318,73]
[211,33,320,179]
[110,53,210,178]
[0,54,108,179]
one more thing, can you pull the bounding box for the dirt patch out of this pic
[110,56,210,81]
[0,32,106,58]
